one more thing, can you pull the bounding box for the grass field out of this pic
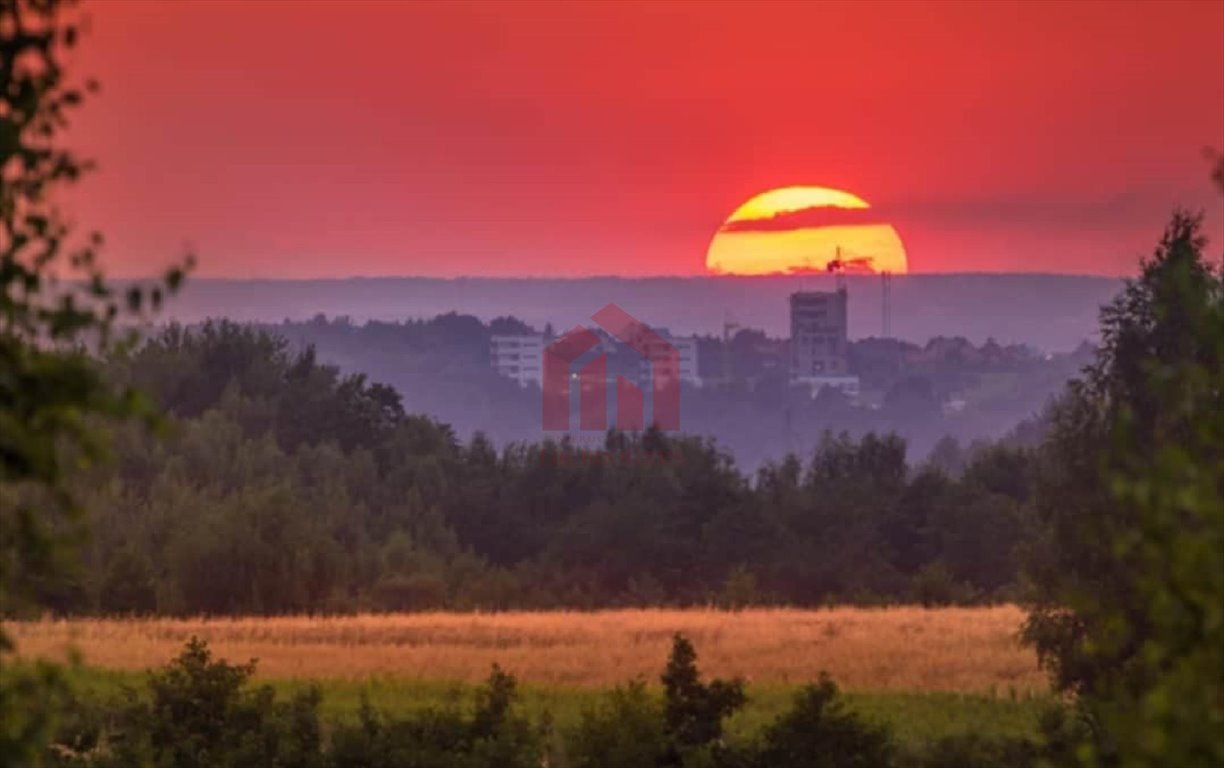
[9,605,1043,692]
[8,606,1051,749]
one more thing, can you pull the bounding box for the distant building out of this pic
[789,289,859,397]
[490,334,544,387]
[806,375,862,399]
[490,328,700,390]
[636,330,701,387]
[671,336,701,386]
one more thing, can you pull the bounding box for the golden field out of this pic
[6,605,1045,693]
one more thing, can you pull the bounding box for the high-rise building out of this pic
[490,334,545,387]
[789,289,859,396]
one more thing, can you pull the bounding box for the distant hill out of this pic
[165,274,1122,353]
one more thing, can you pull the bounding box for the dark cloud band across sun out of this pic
[719,206,888,233]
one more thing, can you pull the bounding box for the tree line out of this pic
[25,318,1042,616]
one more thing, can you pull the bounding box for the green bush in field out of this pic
[567,636,897,768]
[661,634,747,765]
[565,681,667,768]
[49,640,542,768]
[70,637,323,768]
[565,633,747,767]
[327,676,542,768]
[744,675,894,768]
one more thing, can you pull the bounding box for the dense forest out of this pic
[28,319,1046,616]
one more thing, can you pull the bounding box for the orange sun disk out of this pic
[706,186,908,275]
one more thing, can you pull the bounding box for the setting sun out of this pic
[706,186,908,275]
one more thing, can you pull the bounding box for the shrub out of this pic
[564,681,667,768]
[662,634,747,765]
[746,674,894,768]
[90,637,324,768]
[327,665,541,768]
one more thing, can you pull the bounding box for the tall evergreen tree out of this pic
[1024,210,1223,766]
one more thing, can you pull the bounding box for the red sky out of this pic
[68,1,1223,278]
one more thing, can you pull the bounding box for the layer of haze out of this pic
[69,1,1224,278]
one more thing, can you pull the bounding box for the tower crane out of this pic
[825,246,893,338]
[825,246,875,292]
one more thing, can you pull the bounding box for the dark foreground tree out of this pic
[748,675,893,768]
[661,633,746,764]
[1024,210,1223,766]
[1,0,185,761]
